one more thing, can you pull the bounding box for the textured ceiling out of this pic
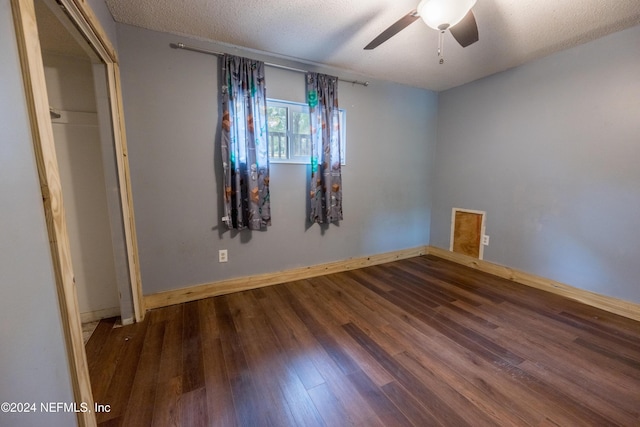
[105,0,640,90]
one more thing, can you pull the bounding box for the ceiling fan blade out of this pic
[364,10,420,50]
[449,9,479,47]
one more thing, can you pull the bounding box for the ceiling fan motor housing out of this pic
[417,0,477,30]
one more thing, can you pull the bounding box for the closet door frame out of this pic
[11,1,144,425]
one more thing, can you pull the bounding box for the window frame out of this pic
[266,98,346,165]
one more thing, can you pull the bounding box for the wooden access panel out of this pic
[451,208,485,259]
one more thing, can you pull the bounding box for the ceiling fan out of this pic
[364,0,479,62]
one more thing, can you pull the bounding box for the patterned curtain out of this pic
[220,55,271,230]
[306,72,343,224]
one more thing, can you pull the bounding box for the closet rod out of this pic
[170,42,370,87]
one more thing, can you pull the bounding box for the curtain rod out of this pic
[170,42,370,87]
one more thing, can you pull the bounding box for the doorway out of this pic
[12,0,143,425]
[42,41,127,334]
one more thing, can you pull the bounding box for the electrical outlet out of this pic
[218,249,228,263]
[482,235,490,246]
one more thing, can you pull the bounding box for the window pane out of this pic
[269,133,287,159]
[291,110,310,157]
[292,110,310,134]
[267,106,287,132]
[292,134,311,157]
[267,106,287,159]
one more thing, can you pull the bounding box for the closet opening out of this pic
[12,0,143,424]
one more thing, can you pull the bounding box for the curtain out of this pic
[306,72,343,224]
[220,55,271,230]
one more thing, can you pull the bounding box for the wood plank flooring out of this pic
[87,255,640,426]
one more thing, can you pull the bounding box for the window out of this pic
[267,99,346,164]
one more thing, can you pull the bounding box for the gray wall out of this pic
[431,25,640,304]
[0,2,77,426]
[116,24,438,295]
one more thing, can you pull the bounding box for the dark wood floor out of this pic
[86,255,640,426]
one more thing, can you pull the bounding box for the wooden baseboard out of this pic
[426,246,640,322]
[80,306,120,323]
[144,244,640,322]
[144,246,428,310]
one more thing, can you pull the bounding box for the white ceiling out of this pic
[105,0,640,91]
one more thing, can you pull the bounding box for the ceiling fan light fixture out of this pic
[417,0,477,30]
